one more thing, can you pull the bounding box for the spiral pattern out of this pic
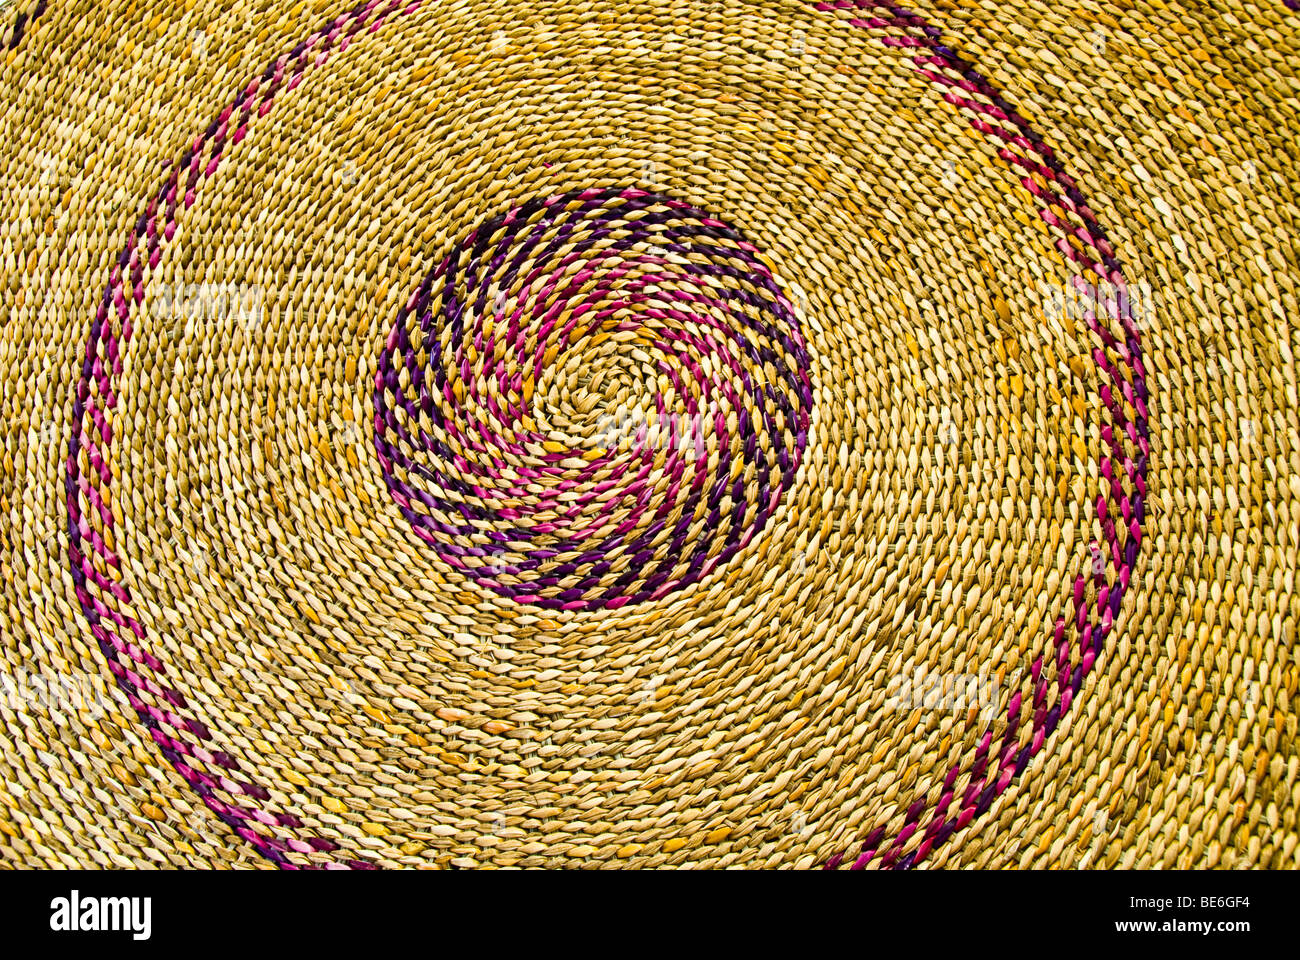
[373,188,813,610]
[30,0,1221,872]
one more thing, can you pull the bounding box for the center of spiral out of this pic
[531,324,658,445]
[373,187,813,611]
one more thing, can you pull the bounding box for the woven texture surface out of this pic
[1,0,1297,869]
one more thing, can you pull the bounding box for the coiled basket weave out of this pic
[1,0,1297,869]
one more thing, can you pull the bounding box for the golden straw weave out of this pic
[1,0,1297,870]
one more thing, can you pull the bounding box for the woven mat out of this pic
[1,0,1297,869]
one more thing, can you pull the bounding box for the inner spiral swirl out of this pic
[373,187,813,611]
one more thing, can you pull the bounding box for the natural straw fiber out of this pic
[1,0,1297,869]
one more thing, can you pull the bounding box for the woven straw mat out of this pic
[0,0,1298,870]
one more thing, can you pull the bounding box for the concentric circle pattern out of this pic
[2,0,1298,873]
[373,187,813,610]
